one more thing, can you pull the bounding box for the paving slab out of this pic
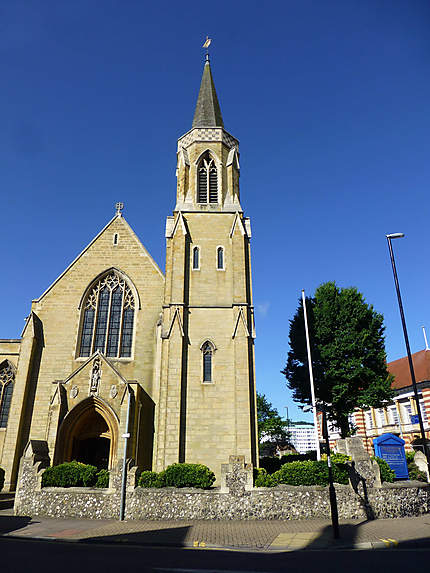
[1,509,430,551]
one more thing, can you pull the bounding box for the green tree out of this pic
[257,393,290,450]
[282,282,394,437]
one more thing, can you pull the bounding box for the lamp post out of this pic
[386,233,430,477]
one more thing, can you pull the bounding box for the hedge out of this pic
[138,471,164,488]
[371,456,395,483]
[95,469,110,488]
[255,459,350,487]
[42,461,109,488]
[138,463,215,489]
[259,452,318,474]
[403,451,427,481]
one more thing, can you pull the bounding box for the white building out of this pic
[289,422,318,453]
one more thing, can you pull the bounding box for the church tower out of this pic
[154,56,258,477]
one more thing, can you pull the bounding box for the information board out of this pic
[373,433,408,479]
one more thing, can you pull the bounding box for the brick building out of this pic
[320,349,430,454]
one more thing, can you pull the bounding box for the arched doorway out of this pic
[56,397,118,469]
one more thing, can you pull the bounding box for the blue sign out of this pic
[373,433,409,479]
[410,414,419,424]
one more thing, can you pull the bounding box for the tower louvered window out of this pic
[197,152,218,204]
[79,271,135,358]
[0,361,15,428]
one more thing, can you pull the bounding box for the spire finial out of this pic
[203,36,212,61]
[115,202,124,216]
[192,38,224,128]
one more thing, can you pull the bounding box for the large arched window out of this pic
[0,360,15,428]
[197,152,218,204]
[79,271,135,358]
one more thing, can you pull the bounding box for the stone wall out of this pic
[14,452,430,521]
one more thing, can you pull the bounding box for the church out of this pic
[0,57,258,492]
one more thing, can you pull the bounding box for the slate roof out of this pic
[192,57,224,128]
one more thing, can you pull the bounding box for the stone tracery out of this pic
[79,271,135,358]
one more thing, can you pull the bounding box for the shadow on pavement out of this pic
[305,522,362,549]
[83,525,192,547]
[0,515,32,535]
[0,494,15,511]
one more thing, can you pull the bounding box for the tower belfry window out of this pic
[79,271,135,358]
[0,361,15,428]
[197,152,218,204]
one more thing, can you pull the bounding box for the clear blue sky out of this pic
[2,1,430,422]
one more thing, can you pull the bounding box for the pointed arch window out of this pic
[197,152,218,204]
[192,246,200,270]
[217,246,224,270]
[79,271,135,358]
[202,341,215,383]
[0,361,15,428]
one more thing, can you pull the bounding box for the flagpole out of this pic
[302,289,321,461]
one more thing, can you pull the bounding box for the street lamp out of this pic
[386,233,430,478]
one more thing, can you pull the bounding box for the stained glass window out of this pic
[79,271,135,358]
[0,361,15,428]
[197,152,218,204]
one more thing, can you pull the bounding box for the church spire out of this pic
[192,55,224,128]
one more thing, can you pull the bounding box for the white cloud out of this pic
[256,301,270,317]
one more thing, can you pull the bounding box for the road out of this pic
[0,537,429,573]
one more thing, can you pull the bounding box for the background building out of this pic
[320,348,430,453]
[289,421,318,453]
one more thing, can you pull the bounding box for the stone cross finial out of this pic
[115,202,124,216]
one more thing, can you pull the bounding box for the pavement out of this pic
[1,493,430,552]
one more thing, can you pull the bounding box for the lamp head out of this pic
[386,233,405,239]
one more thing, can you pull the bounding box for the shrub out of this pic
[0,467,4,492]
[259,457,283,474]
[324,453,351,464]
[95,469,109,488]
[372,457,395,483]
[162,463,215,489]
[405,450,415,463]
[254,468,276,487]
[280,451,318,463]
[273,460,327,486]
[408,462,427,482]
[138,471,165,488]
[272,460,349,487]
[42,461,99,488]
[254,458,350,488]
[138,464,215,489]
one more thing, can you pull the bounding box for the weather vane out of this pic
[115,202,124,216]
[203,36,212,61]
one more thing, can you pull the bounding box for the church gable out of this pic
[34,213,163,309]
[27,212,165,370]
